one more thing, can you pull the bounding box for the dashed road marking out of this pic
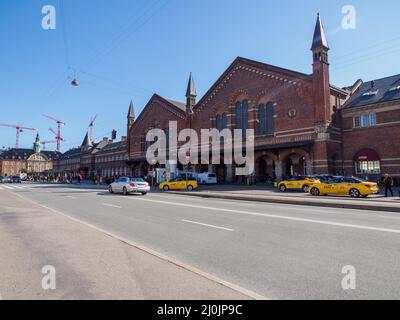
[102,203,122,209]
[181,219,234,232]
[126,197,400,235]
[2,185,14,190]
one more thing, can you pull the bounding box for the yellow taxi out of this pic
[278,176,320,193]
[159,177,198,191]
[309,177,379,198]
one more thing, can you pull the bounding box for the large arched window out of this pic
[235,100,249,139]
[235,101,242,129]
[221,113,228,130]
[216,114,222,131]
[258,104,266,135]
[258,102,275,136]
[266,102,274,135]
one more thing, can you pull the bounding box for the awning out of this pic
[353,149,380,161]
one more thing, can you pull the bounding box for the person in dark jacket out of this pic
[383,173,394,197]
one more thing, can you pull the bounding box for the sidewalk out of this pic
[0,190,254,300]
[169,184,400,213]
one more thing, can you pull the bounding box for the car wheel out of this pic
[350,188,361,198]
[123,187,128,196]
[279,184,287,192]
[109,186,113,194]
[187,185,193,191]
[310,187,320,196]
[141,192,147,196]
[163,185,169,191]
[302,185,309,193]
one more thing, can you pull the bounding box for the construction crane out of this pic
[41,140,57,151]
[0,123,38,148]
[88,114,98,144]
[42,114,66,152]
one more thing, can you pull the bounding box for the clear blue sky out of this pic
[1,0,399,151]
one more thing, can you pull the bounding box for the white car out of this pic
[109,177,150,195]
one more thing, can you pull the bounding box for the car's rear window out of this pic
[131,178,145,182]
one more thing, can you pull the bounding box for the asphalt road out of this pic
[1,182,400,299]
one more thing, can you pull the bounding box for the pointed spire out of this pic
[81,132,93,149]
[33,132,41,153]
[127,100,135,119]
[311,13,329,50]
[186,72,197,98]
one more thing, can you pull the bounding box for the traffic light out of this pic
[112,130,117,140]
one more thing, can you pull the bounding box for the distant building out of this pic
[54,131,129,179]
[94,139,129,178]
[0,133,61,177]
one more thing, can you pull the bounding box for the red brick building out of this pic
[126,14,400,183]
[341,75,400,180]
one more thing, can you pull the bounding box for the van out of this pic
[197,173,217,185]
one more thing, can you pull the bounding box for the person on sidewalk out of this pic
[383,173,394,197]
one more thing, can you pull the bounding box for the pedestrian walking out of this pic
[383,173,394,197]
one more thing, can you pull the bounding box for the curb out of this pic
[167,191,400,213]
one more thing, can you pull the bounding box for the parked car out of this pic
[309,177,379,198]
[0,176,7,183]
[159,177,198,191]
[2,176,11,183]
[11,176,22,183]
[312,175,339,183]
[197,173,218,185]
[278,176,321,193]
[109,177,150,195]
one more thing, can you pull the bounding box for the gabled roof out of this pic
[60,148,81,159]
[311,14,329,50]
[133,94,186,127]
[166,99,186,112]
[194,56,312,111]
[342,74,400,109]
[97,140,127,154]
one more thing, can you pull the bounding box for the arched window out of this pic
[222,113,228,130]
[235,100,249,139]
[266,102,275,135]
[258,104,266,135]
[235,101,242,129]
[216,114,222,131]
[242,100,249,139]
[164,128,169,156]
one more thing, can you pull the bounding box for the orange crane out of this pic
[0,123,38,148]
[42,114,66,152]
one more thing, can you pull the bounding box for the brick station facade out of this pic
[42,15,400,184]
[125,15,400,183]
[49,15,400,184]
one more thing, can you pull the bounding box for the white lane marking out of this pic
[13,186,24,189]
[102,203,122,209]
[65,195,77,199]
[126,197,400,235]
[182,219,234,232]
[10,191,267,300]
[2,185,14,190]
